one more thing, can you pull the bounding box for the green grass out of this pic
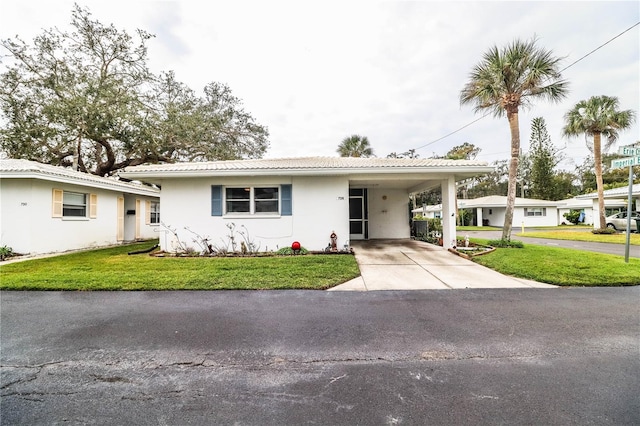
[518,230,640,245]
[526,225,593,230]
[0,242,360,291]
[4,238,639,290]
[470,238,640,286]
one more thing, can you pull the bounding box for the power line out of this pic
[413,21,640,153]
[559,21,639,73]
[414,112,490,151]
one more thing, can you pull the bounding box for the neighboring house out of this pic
[556,197,627,225]
[456,195,561,227]
[411,204,442,219]
[119,157,493,251]
[576,184,640,230]
[0,159,160,256]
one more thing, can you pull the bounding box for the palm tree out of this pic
[337,135,374,158]
[563,95,636,229]
[460,38,568,241]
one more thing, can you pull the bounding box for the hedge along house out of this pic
[0,159,160,256]
[119,157,492,252]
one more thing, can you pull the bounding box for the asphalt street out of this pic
[464,229,640,258]
[2,289,639,425]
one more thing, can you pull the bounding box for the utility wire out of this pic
[558,21,639,74]
[413,21,640,153]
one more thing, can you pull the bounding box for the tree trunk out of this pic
[593,132,606,229]
[502,109,520,241]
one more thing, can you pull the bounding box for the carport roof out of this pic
[575,184,640,199]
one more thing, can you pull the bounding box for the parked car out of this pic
[605,211,640,231]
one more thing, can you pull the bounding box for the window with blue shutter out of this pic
[281,184,292,216]
[211,185,222,216]
[213,184,291,216]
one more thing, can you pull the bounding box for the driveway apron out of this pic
[329,239,556,291]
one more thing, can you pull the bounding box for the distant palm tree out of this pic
[460,38,568,241]
[337,135,374,158]
[563,95,635,229]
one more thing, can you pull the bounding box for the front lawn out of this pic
[518,230,640,245]
[3,239,639,290]
[0,242,361,291]
[470,238,640,286]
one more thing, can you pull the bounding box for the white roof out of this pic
[118,156,492,181]
[412,204,442,213]
[576,184,640,199]
[557,197,627,208]
[0,159,160,197]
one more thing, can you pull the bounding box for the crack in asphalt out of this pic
[1,350,547,377]
[1,389,82,399]
[89,374,133,383]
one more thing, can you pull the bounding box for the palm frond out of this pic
[460,37,567,117]
[563,95,636,146]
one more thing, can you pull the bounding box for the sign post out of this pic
[612,145,640,263]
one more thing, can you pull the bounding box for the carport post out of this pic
[441,177,457,249]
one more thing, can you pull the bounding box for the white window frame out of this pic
[150,201,160,224]
[62,191,88,218]
[224,186,280,215]
[525,207,546,217]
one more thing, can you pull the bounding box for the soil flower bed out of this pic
[449,240,495,259]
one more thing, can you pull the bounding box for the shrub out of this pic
[276,246,309,255]
[563,210,582,225]
[592,228,617,235]
[487,239,524,248]
[458,209,472,226]
[413,217,443,244]
[0,245,14,261]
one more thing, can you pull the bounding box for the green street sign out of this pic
[617,146,640,156]
[611,156,640,169]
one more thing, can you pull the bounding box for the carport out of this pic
[344,159,493,249]
[576,184,640,230]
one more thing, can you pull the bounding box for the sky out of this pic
[1,1,639,171]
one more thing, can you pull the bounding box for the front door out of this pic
[349,188,368,240]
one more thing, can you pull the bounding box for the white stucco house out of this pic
[576,184,640,229]
[457,195,561,228]
[119,157,493,252]
[556,197,628,225]
[411,204,442,219]
[0,159,160,256]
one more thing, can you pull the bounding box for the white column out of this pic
[592,199,599,230]
[476,207,483,227]
[441,177,457,249]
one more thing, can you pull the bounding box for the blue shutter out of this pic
[211,185,222,216]
[281,184,292,216]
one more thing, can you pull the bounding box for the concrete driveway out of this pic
[330,239,556,291]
